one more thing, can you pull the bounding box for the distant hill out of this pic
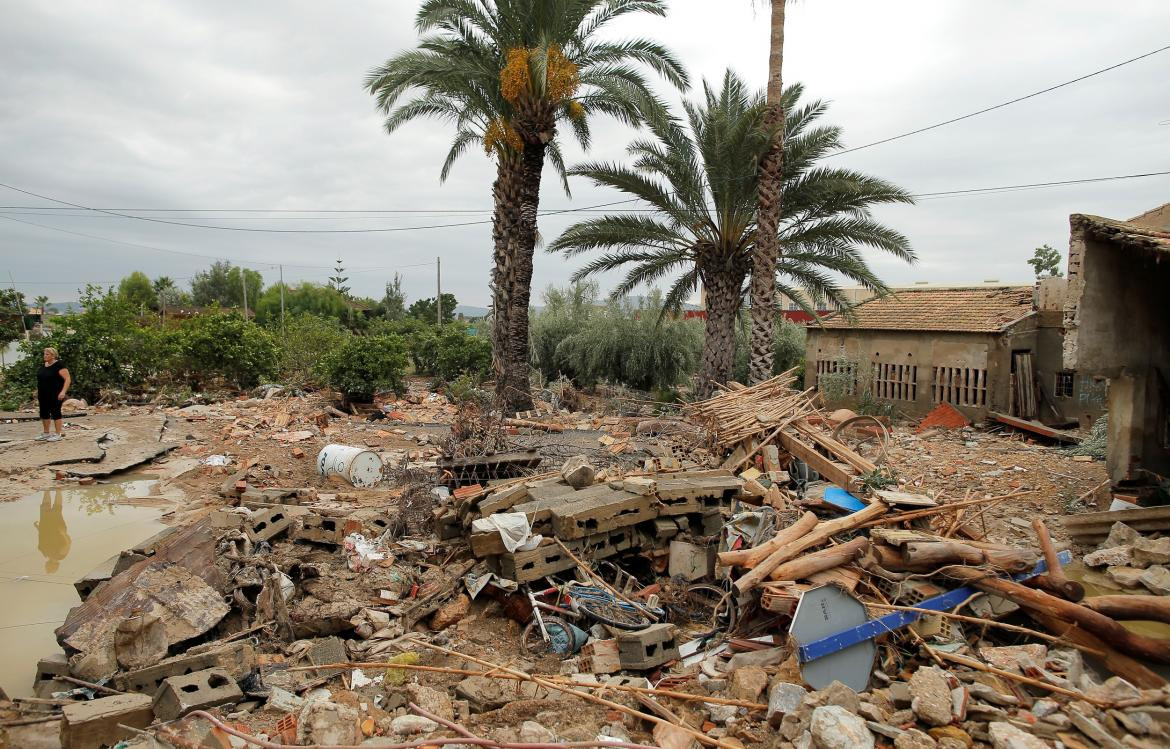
[454,305,489,319]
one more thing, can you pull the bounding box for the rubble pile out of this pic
[2,374,1169,749]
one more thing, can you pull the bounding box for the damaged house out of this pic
[1063,204,1170,483]
[803,285,1067,421]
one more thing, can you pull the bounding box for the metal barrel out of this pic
[316,444,384,488]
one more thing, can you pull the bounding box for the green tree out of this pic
[1028,244,1063,279]
[33,295,49,315]
[408,293,458,325]
[152,276,179,316]
[118,271,156,312]
[278,313,351,386]
[365,0,687,412]
[319,334,408,402]
[749,0,788,383]
[379,274,407,321]
[254,282,350,326]
[329,259,350,296]
[551,73,915,392]
[0,289,26,348]
[177,313,278,390]
[191,261,262,308]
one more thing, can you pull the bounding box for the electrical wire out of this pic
[826,42,1170,157]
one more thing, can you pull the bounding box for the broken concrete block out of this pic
[909,666,954,726]
[1105,566,1146,588]
[60,693,154,749]
[153,667,242,720]
[560,455,597,489]
[729,665,769,701]
[1083,546,1134,568]
[768,682,808,726]
[550,486,656,539]
[1140,565,1170,595]
[1133,537,1170,567]
[74,554,118,601]
[669,540,713,581]
[298,700,360,745]
[810,705,875,749]
[1100,522,1140,550]
[114,641,255,695]
[289,512,345,545]
[456,675,546,712]
[616,623,679,670]
[246,505,293,543]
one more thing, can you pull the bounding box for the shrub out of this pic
[547,291,703,392]
[0,286,144,406]
[318,334,408,402]
[416,325,492,382]
[279,314,352,385]
[177,313,279,390]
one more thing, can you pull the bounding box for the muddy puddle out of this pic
[0,478,168,697]
[1065,560,1170,640]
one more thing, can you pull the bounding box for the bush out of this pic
[0,286,144,406]
[279,314,352,385]
[177,313,279,390]
[414,324,492,382]
[367,317,433,372]
[318,334,408,402]
[534,289,703,392]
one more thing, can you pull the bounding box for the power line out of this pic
[0,215,438,272]
[828,42,1170,157]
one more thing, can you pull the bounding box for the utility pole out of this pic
[241,268,248,321]
[279,264,286,339]
[436,256,442,326]
[7,273,27,337]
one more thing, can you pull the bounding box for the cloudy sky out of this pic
[1,1,1167,308]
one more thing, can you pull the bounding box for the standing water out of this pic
[0,479,166,697]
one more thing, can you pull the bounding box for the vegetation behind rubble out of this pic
[317,333,408,402]
[530,285,704,392]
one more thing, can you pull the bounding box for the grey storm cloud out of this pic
[1,0,1168,307]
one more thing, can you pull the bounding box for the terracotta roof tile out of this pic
[815,286,1034,333]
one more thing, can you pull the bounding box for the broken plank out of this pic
[987,412,1079,444]
[777,429,861,493]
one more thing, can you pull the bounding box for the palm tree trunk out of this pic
[490,156,524,403]
[748,0,786,384]
[698,268,742,397]
[498,141,546,413]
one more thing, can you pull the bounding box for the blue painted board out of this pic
[797,551,1071,663]
[822,487,868,513]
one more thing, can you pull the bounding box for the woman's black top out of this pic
[37,361,66,401]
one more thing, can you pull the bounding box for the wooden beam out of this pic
[777,429,861,492]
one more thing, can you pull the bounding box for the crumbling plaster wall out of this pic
[805,329,1006,417]
[1064,222,1170,481]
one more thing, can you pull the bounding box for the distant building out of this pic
[803,285,1064,420]
[1060,204,1170,482]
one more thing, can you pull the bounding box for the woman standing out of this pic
[36,347,71,442]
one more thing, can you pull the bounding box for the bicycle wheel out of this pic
[576,598,651,630]
[520,615,579,656]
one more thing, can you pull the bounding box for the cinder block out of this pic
[153,667,243,721]
[668,540,713,581]
[616,624,679,670]
[498,540,577,583]
[247,505,292,543]
[33,652,73,698]
[289,512,345,545]
[550,486,656,539]
[114,642,255,695]
[61,693,153,749]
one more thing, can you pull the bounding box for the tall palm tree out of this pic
[749,0,787,383]
[33,295,49,315]
[550,71,916,394]
[365,0,687,412]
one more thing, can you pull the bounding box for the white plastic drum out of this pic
[316,444,384,488]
